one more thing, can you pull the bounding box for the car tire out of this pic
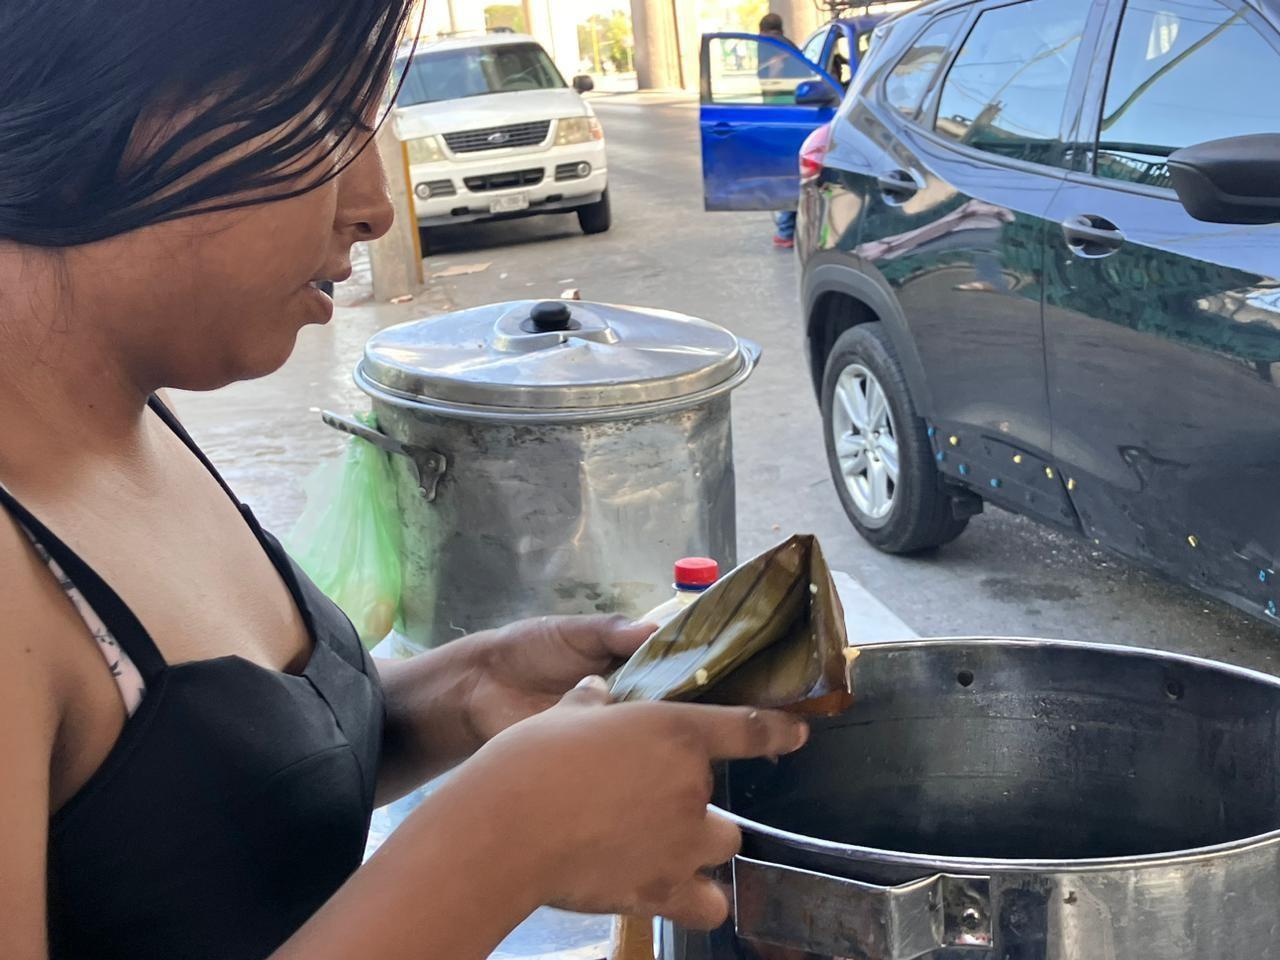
[822,323,969,554]
[576,189,611,235]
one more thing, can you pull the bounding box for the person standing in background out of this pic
[760,13,798,248]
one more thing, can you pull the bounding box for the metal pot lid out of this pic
[358,299,752,411]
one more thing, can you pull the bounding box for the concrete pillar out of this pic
[768,0,823,44]
[673,0,702,93]
[420,0,486,37]
[369,121,423,302]
[630,0,683,90]
[523,0,585,79]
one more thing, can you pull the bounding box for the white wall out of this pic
[419,0,488,37]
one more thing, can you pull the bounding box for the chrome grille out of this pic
[443,120,551,154]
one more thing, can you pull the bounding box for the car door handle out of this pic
[711,122,736,137]
[876,169,918,199]
[1061,215,1125,258]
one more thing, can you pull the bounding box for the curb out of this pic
[832,570,920,643]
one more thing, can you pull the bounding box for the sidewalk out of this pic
[585,89,698,109]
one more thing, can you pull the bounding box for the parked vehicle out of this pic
[799,3,920,86]
[394,32,610,238]
[698,5,907,210]
[702,0,1280,624]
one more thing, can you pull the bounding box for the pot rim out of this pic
[356,341,761,424]
[715,636,1280,875]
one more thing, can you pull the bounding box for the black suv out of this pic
[796,0,1280,622]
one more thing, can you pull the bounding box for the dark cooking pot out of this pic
[666,638,1280,960]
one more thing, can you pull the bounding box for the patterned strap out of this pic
[0,475,167,715]
[0,396,229,715]
[18,527,146,716]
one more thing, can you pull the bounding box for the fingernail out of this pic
[576,675,609,693]
[792,721,810,752]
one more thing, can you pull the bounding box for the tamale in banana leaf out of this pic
[609,534,852,715]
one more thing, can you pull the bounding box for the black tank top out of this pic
[0,398,386,960]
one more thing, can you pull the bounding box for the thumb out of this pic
[559,674,614,708]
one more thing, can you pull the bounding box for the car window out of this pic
[705,36,822,105]
[1097,0,1280,189]
[884,12,967,120]
[934,0,1090,167]
[832,33,853,87]
[802,27,830,64]
[398,42,565,106]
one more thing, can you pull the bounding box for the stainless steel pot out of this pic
[327,299,760,649]
[673,638,1280,960]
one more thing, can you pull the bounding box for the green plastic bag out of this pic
[286,413,403,648]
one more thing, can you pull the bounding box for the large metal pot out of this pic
[328,299,759,649]
[669,638,1280,960]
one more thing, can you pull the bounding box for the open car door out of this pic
[700,33,842,211]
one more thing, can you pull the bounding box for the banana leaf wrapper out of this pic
[609,534,852,715]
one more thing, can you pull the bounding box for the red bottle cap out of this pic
[675,557,719,589]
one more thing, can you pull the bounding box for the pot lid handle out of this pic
[530,300,573,332]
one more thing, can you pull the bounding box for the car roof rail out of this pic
[426,27,528,42]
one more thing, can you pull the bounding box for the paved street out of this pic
[177,92,1280,674]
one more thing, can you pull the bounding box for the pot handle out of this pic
[321,411,447,502]
[733,857,992,959]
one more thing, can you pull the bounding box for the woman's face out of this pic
[67,130,396,392]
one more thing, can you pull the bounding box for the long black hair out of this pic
[0,0,420,247]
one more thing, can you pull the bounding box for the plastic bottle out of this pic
[610,557,721,960]
[640,557,720,627]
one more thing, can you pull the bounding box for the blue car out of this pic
[699,6,911,211]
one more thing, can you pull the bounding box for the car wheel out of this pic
[576,189,611,234]
[822,323,969,554]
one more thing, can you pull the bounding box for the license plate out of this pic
[490,193,530,214]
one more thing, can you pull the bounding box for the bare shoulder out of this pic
[0,510,63,958]
[0,510,75,713]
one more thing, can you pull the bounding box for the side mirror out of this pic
[795,79,840,107]
[572,74,595,94]
[1168,134,1280,225]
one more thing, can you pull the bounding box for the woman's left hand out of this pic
[375,615,653,804]
[466,615,654,742]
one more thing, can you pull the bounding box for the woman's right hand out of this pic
[442,677,810,929]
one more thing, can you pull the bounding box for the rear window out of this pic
[933,0,1089,167]
[883,12,967,120]
[397,42,565,106]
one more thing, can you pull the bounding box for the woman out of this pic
[0,2,809,958]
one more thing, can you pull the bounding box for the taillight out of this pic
[799,122,834,182]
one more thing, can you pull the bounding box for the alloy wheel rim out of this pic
[831,363,899,525]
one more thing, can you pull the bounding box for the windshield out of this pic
[397,42,566,106]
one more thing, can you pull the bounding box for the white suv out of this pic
[394,33,610,237]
